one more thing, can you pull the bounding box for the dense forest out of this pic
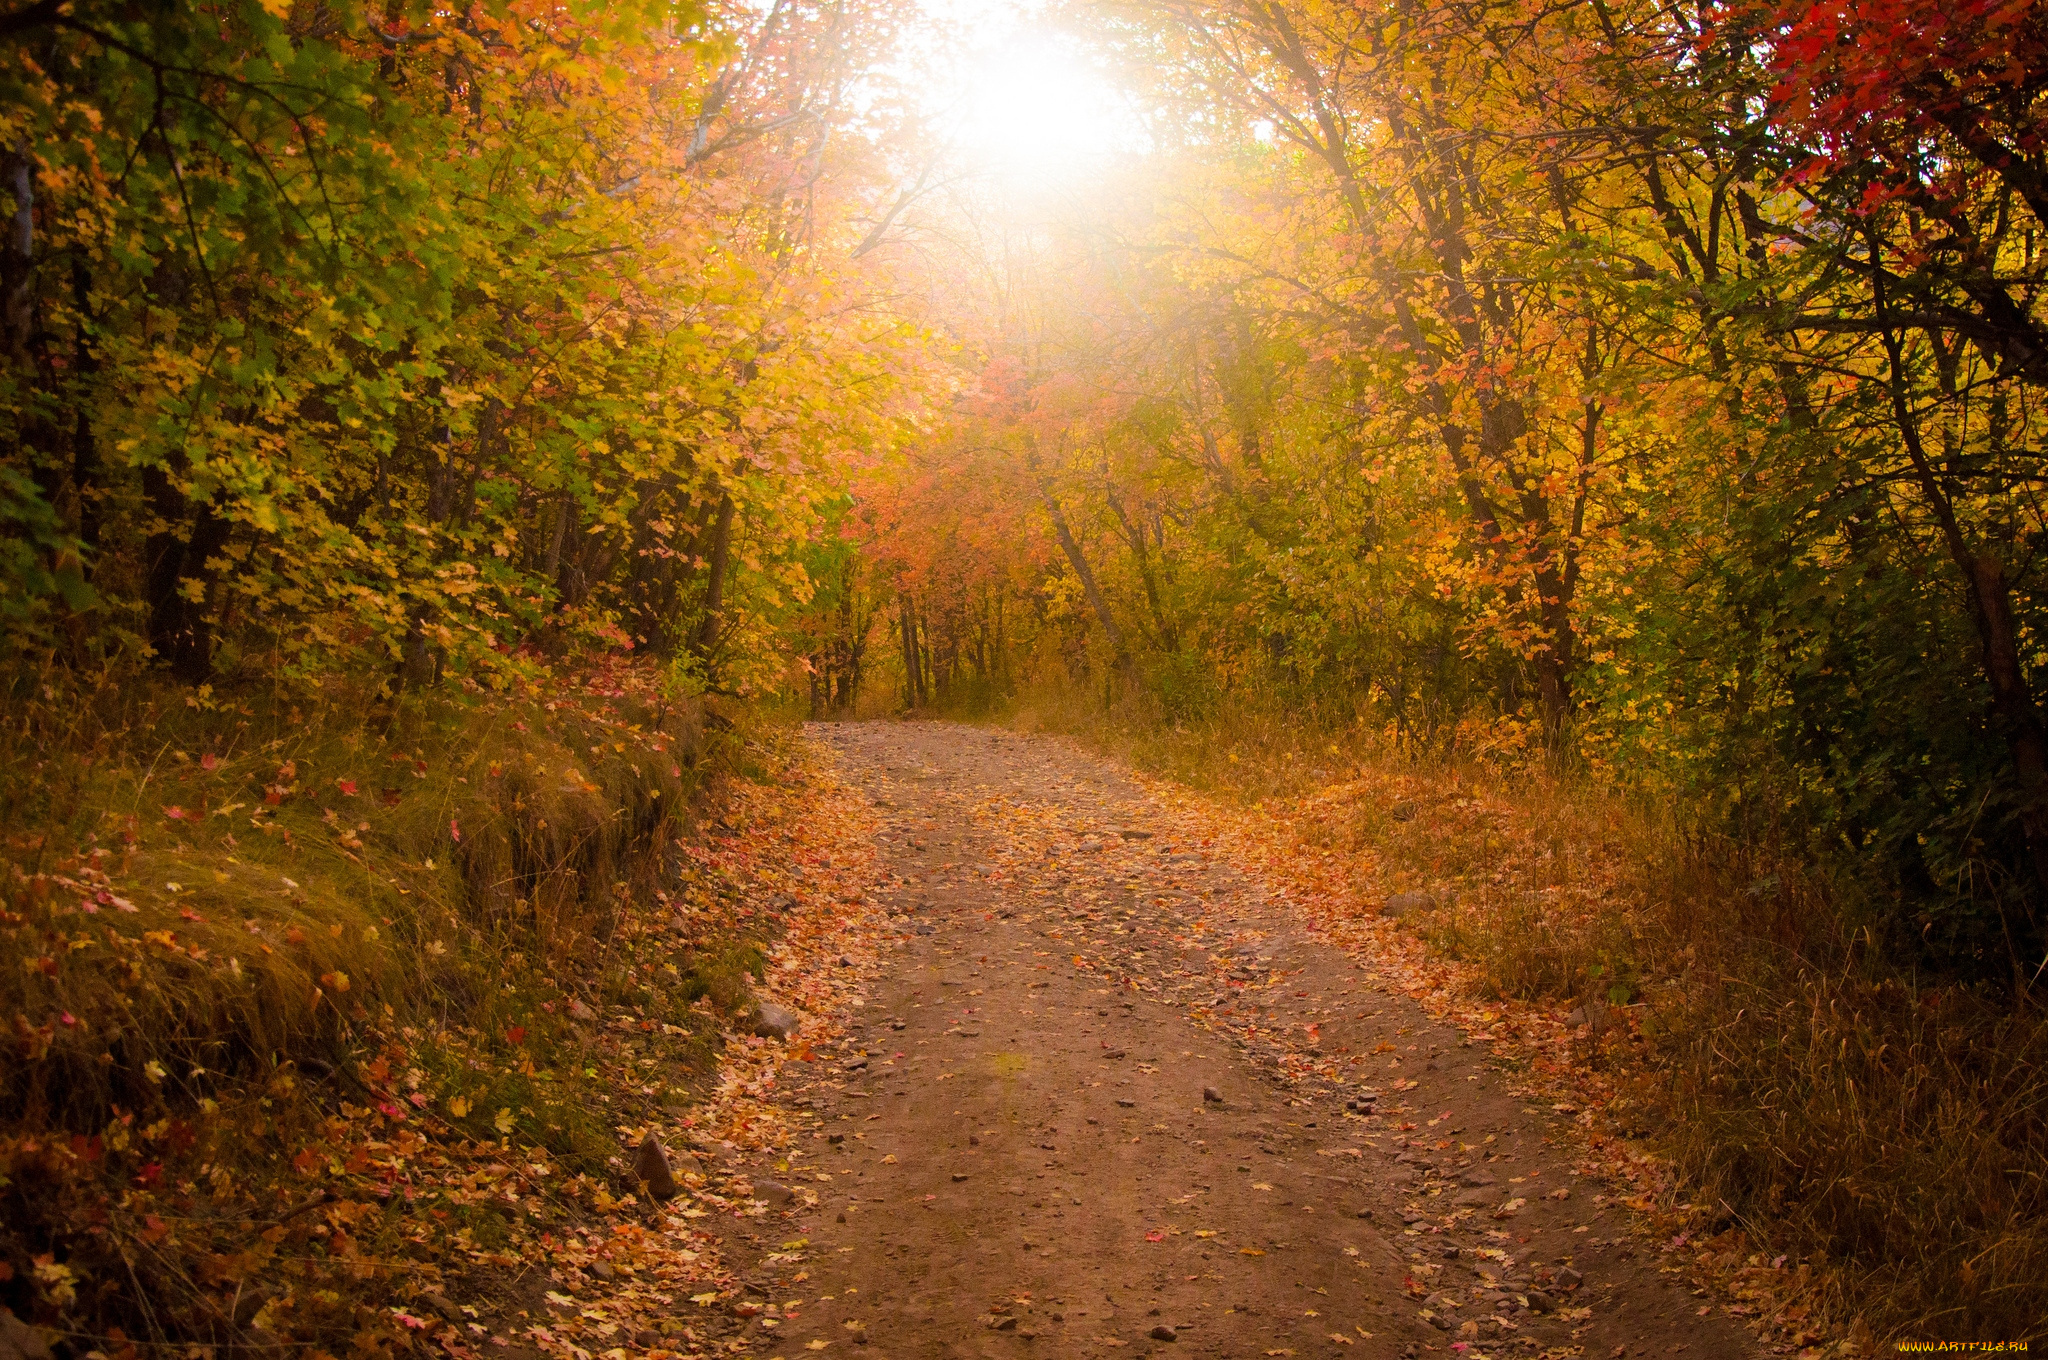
[14,0,2048,978]
[827,0,2048,988]
[6,0,2048,1344]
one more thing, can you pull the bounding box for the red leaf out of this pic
[200,753,220,772]
[337,779,358,796]
[163,805,186,821]
[505,1025,527,1046]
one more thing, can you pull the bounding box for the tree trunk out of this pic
[690,492,737,663]
[2,148,33,358]
[1039,479,1134,685]
[899,596,924,709]
[1108,489,1175,651]
[68,258,99,560]
[141,465,231,684]
[1879,306,2048,940]
[400,443,461,690]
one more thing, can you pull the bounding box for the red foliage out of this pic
[1728,0,2048,206]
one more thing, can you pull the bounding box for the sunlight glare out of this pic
[953,32,1134,186]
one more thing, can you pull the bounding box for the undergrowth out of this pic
[1005,680,2048,1344]
[0,663,790,1356]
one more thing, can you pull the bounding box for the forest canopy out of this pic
[8,0,2048,986]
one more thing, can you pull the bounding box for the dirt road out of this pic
[696,721,1754,1360]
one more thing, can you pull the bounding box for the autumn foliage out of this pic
[9,0,2048,1344]
[802,0,2048,988]
[1,0,932,694]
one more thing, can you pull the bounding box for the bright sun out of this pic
[949,29,1136,186]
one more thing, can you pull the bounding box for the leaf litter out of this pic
[1,688,898,1360]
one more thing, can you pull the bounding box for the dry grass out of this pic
[3,671,695,1126]
[0,665,799,1351]
[1010,681,2048,1344]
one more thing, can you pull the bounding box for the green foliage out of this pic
[2,0,933,691]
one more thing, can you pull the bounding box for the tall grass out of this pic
[1004,679,2048,1343]
[0,666,789,1351]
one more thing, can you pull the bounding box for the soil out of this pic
[692,721,1758,1360]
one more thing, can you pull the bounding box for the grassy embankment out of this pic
[1004,685,2048,1347]
[0,668,793,1355]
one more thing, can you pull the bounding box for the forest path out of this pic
[707,720,1754,1360]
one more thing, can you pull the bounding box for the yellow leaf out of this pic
[447,1096,470,1118]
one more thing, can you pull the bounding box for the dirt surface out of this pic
[695,721,1758,1360]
